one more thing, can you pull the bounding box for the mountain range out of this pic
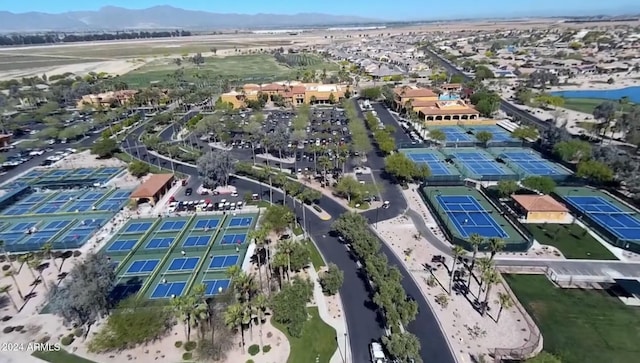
[0,6,380,32]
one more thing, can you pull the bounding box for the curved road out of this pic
[124,123,457,363]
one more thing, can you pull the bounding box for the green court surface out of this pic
[102,212,259,300]
[421,186,529,251]
[524,223,618,260]
[505,274,640,363]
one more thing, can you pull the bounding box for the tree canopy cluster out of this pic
[360,87,383,100]
[343,100,373,163]
[384,153,430,185]
[196,151,235,189]
[334,175,378,204]
[365,111,397,154]
[0,31,192,46]
[332,212,421,362]
[469,89,501,118]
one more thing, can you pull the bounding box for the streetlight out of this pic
[343,333,348,363]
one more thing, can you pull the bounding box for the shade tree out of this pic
[196,150,235,188]
[384,153,431,184]
[553,140,592,163]
[521,176,556,194]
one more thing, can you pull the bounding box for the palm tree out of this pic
[482,268,500,316]
[449,245,466,295]
[0,240,15,271]
[475,257,493,297]
[224,303,246,353]
[234,272,257,303]
[428,129,446,147]
[495,291,513,322]
[271,252,288,290]
[468,233,484,271]
[248,228,269,292]
[40,242,57,271]
[488,238,506,261]
[28,257,47,293]
[253,294,268,348]
[4,270,23,301]
[242,302,256,342]
[19,254,35,281]
[278,239,296,282]
[0,285,17,311]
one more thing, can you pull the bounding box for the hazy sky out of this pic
[3,0,639,20]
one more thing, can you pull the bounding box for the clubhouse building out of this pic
[220,82,350,109]
[393,85,480,121]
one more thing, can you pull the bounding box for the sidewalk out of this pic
[306,264,351,363]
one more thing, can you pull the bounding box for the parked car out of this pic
[185,188,193,196]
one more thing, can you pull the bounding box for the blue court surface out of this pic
[23,230,57,244]
[564,196,640,240]
[159,220,187,231]
[168,257,200,271]
[449,151,510,177]
[145,237,174,249]
[183,235,211,247]
[406,152,453,176]
[125,222,153,233]
[433,127,474,143]
[126,259,160,274]
[499,151,568,177]
[221,233,247,245]
[469,126,515,142]
[194,219,220,229]
[208,255,240,269]
[203,279,231,295]
[108,240,138,252]
[10,222,38,232]
[228,217,253,227]
[435,195,508,239]
[150,281,187,299]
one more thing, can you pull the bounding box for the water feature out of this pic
[551,86,640,103]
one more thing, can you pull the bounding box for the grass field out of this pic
[32,350,97,363]
[0,54,113,72]
[562,98,636,114]
[119,54,338,87]
[505,274,640,363]
[272,307,337,363]
[525,223,617,260]
[305,239,326,271]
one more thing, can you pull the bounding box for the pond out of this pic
[550,86,640,103]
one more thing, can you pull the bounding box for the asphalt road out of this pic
[131,105,457,363]
[372,103,413,144]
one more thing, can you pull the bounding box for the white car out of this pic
[370,342,388,363]
[29,150,45,156]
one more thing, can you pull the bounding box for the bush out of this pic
[182,352,192,361]
[14,325,24,332]
[1,316,12,322]
[72,250,81,258]
[248,344,260,356]
[262,344,272,353]
[174,341,183,348]
[318,263,344,296]
[3,326,14,333]
[184,341,197,351]
[2,264,10,271]
[73,327,84,337]
[38,335,51,344]
[266,332,273,338]
[246,360,255,363]
[60,335,74,346]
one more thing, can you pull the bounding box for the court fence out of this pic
[451,159,519,183]
[479,186,534,251]
[6,239,87,253]
[551,191,640,254]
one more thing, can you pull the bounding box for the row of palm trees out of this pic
[448,234,512,319]
[0,241,61,312]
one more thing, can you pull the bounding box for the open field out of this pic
[118,54,339,87]
[524,223,617,260]
[272,307,337,363]
[505,274,640,363]
[562,98,636,114]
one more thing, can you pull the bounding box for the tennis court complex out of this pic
[466,125,518,144]
[3,167,123,189]
[400,148,462,181]
[104,212,258,300]
[0,188,131,252]
[490,147,571,180]
[428,126,475,145]
[422,186,529,251]
[443,148,517,181]
[556,187,640,252]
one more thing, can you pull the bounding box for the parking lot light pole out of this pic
[375,206,380,229]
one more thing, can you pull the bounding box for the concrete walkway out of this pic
[307,264,351,363]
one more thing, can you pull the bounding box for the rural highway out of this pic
[123,118,458,363]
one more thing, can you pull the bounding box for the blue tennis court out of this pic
[145,237,174,249]
[167,257,200,272]
[203,279,231,295]
[44,220,71,230]
[35,204,65,214]
[108,240,138,252]
[406,153,452,175]
[228,217,253,227]
[159,220,187,231]
[450,151,509,177]
[564,196,640,240]
[22,230,57,244]
[435,127,474,143]
[150,281,187,299]
[65,201,93,212]
[435,195,508,239]
[0,232,24,244]
[126,259,160,274]
[10,222,37,232]
[208,255,240,269]
[500,151,567,177]
[469,126,515,142]
[21,195,48,204]
[78,191,106,201]
[194,219,220,229]
[124,222,153,233]
[4,206,32,215]
[71,169,93,176]
[221,233,247,245]
[183,235,211,247]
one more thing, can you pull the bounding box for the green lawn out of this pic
[561,98,635,114]
[32,350,97,363]
[304,239,326,271]
[119,54,338,87]
[272,307,337,363]
[505,274,640,363]
[525,223,617,260]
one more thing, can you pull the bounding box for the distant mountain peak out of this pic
[0,6,380,32]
